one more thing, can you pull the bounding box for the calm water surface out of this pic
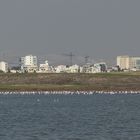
[0,94,140,140]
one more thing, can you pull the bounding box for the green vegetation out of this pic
[0,72,140,91]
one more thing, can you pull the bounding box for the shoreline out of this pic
[0,90,140,95]
[1,72,140,94]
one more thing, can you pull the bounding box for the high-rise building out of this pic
[20,55,38,73]
[117,56,140,70]
[131,57,140,69]
[117,56,130,70]
[21,55,37,66]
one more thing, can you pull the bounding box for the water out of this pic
[0,94,140,140]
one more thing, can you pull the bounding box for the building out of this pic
[38,60,54,73]
[39,60,50,73]
[21,55,37,66]
[131,57,140,70]
[117,56,130,70]
[20,55,38,73]
[81,62,107,73]
[94,62,107,72]
[82,64,97,73]
[55,65,67,73]
[0,61,8,73]
[117,55,140,70]
[66,64,80,73]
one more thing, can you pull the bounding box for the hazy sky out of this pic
[0,0,140,65]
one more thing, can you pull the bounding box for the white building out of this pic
[55,64,80,73]
[131,57,140,70]
[55,65,67,73]
[0,61,8,73]
[117,55,140,70]
[21,55,37,66]
[117,56,130,70]
[20,55,38,73]
[81,62,107,73]
[38,60,53,73]
[67,64,80,73]
[94,62,107,72]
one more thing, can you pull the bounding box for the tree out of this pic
[0,70,4,73]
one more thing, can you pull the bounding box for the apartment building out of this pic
[20,54,38,73]
[117,56,130,69]
[117,55,140,70]
[0,61,8,73]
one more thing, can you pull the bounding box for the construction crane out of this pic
[62,52,75,66]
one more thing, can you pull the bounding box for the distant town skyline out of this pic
[1,0,140,65]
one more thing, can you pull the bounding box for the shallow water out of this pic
[0,94,140,140]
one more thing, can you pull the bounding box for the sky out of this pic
[0,0,140,65]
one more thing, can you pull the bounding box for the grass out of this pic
[0,72,140,91]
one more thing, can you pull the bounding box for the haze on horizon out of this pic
[0,0,140,66]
